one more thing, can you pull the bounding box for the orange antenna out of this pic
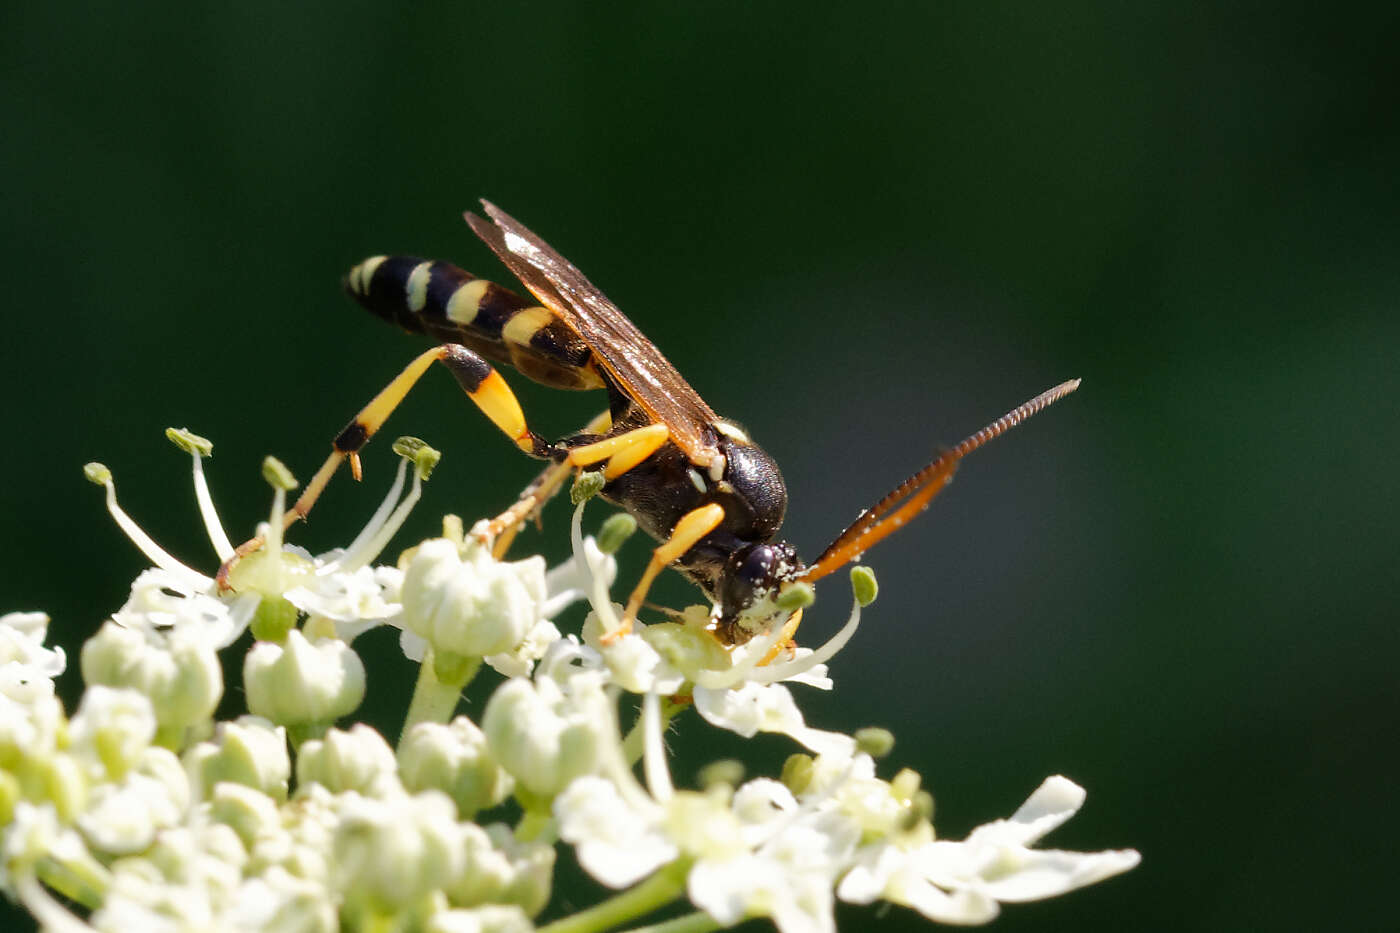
[803,378,1081,583]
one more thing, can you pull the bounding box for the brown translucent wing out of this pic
[465,202,722,467]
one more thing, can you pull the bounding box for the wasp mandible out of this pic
[234,202,1078,645]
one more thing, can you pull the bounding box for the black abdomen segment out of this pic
[346,255,604,391]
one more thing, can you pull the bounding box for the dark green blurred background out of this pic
[5,2,1396,930]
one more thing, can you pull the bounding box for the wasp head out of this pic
[714,540,805,644]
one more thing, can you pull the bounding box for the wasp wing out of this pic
[465,201,721,467]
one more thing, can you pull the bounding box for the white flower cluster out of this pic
[1,431,1138,932]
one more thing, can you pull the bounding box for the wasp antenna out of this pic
[803,378,1081,583]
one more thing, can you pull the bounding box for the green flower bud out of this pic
[481,675,607,798]
[332,790,465,915]
[184,715,290,801]
[243,630,365,731]
[698,759,746,791]
[781,753,815,795]
[400,539,547,659]
[165,427,213,457]
[854,726,895,759]
[69,685,156,781]
[81,620,222,743]
[596,513,638,554]
[446,823,555,918]
[0,770,19,824]
[398,717,513,818]
[851,565,878,607]
[207,781,282,850]
[35,752,88,823]
[262,456,298,491]
[571,470,605,504]
[296,724,398,797]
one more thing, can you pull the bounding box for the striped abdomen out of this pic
[346,256,604,391]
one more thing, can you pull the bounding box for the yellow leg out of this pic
[604,503,725,644]
[757,608,805,665]
[488,410,613,558]
[567,423,670,479]
[216,344,551,589]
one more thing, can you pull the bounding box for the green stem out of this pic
[537,859,692,933]
[621,697,686,766]
[619,912,721,933]
[401,649,481,739]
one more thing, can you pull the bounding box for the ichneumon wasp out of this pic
[222,202,1079,646]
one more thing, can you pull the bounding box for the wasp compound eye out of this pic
[718,542,802,623]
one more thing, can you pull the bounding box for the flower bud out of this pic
[78,747,188,855]
[68,685,156,781]
[296,724,399,797]
[81,619,222,741]
[332,790,465,914]
[31,751,89,822]
[481,674,606,798]
[243,630,365,730]
[447,823,555,917]
[207,780,282,851]
[184,715,290,801]
[398,717,512,818]
[400,539,546,658]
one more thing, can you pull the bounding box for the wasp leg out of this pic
[565,423,670,479]
[756,607,805,664]
[486,410,613,558]
[605,503,726,644]
[216,344,555,586]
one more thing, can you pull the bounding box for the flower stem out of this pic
[401,649,480,738]
[537,859,691,933]
[618,912,721,933]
